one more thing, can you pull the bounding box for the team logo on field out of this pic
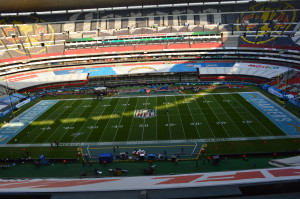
[134,109,156,118]
[236,2,296,44]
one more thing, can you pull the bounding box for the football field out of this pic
[9,93,286,144]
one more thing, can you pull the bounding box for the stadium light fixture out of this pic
[1,13,17,16]
[82,8,98,12]
[204,2,219,5]
[18,12,33,16]
[158,4,172,8]
[36,11,51,15]
[112,7,127,10]
[51,10,67,14]
[189,3,204,6]
[67,9,83,13]
[142,5,156,8]
[172,3,188,7]
[127,6,143,9]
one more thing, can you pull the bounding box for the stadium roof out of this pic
[0,0,271,12]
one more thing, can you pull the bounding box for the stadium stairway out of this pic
[223,35,239,48]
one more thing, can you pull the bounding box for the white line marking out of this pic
[113,98,130,142]
[212,95,245,137]
[81,98,112,143]
[203,95,231,138]
[171,95,186,139]
[183,95,200,139]
[233,94,273,136]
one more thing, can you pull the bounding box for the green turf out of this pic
[0,146,78,159]
[204,138,300,155]
[0,156,279,178]
[9,93,286,144]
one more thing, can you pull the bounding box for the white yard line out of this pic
[171,96,186,139]
[232,94,274,136]
[202,95,231,138]
[220,94,259,137]
[191,142,198,155]
[57,100,94,143]
[141,97,149,141]
[212,95,246,138]
[58,102,92,142]
[56,92,251,101]
[126,97,142,142]
[84,98,113,142]
[112,98,130,142]
[20,91,284,145]
[183,95,200,139]
[29,100,78,144]
[45,102,89,141]
[75,98,112,143]
[164,96,172,140]
[192,97,216,138]
[98,98,124,142]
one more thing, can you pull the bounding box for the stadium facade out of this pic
[0,0,300,198]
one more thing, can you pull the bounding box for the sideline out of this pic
[3,135,300,147]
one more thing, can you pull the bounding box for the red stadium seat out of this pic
[102,46,134,52]
[135,44,166,51]
[0,56,30,63]
[64,48,100,55]
[191,42,223,48]
[167,43,190,49]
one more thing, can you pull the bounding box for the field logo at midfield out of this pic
[134,109,156,118]
[236,2,296,44]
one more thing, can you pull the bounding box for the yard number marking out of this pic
[165,123,176,127]
[190,122,202,126]
[63,126,74,130]
[139,124,149,128]
[102,104,111,107]
[41,127,51,130]
[216,121,227,125]
[87,126,99,129]
[242,120,253,124]
[112,125,123,128]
